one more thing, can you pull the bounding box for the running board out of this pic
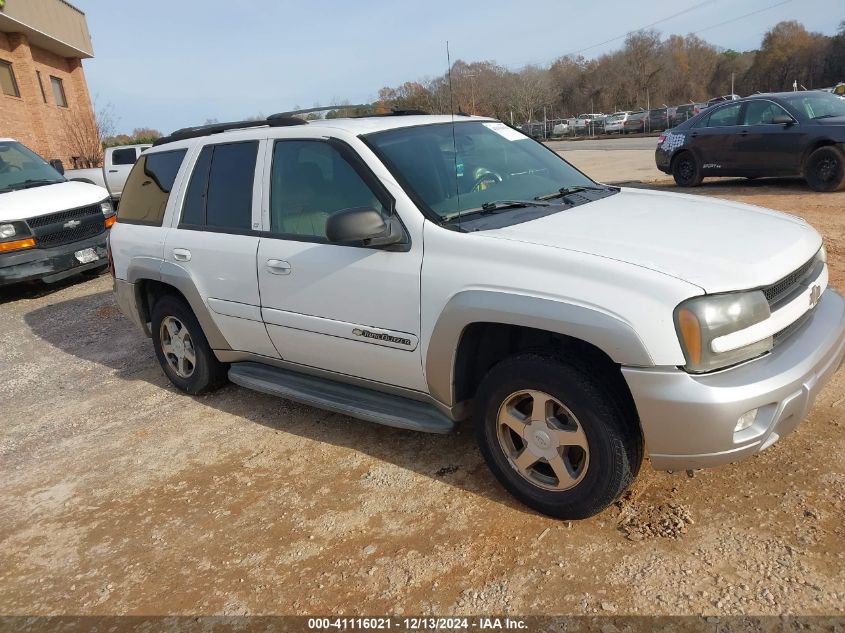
[228,362,455,434]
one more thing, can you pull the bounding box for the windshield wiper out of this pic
[7,179,61,191]
[535,185,609,201]
[441,200,550,223]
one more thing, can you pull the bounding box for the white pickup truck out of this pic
[0,138,115,286]
[65,143,150,203]
[110,113,845,519]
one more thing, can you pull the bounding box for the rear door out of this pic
[689,102,743,174]
[163,139,279,358]
[734,99,806,174]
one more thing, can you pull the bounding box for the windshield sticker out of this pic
[662,131,686,152]
[483,122,525,141]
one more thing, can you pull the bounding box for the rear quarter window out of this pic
[117,149,187,225]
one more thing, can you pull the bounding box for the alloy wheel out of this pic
[496,390,589,491]
[159,316,196,378]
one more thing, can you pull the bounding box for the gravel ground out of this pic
[1,176,843,617]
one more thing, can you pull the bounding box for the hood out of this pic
[0,181,109,222]
[485,187,822,294]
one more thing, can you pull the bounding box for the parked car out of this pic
[0,138,114,286]
[572,113,605,133]
[656,90,845,191]
[671,103,708,126]
[603,111,632,134]
[706,94,741,107]
[111,112,844,520]
[622,111,648,134]
[65,143,151,204]
[646,108,669,132]
[552,121,570,137]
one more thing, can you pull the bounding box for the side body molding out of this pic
[425,290,654,406]
[124,258,231,351]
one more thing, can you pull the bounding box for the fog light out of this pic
[735,409,758,433]
[0,224,16,239]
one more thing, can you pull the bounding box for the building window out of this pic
[50,75,68,107]
[36,70,47,103]
[0,60,21,97]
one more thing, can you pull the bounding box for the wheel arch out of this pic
[126,260,231,351]
[425,290,653,409]
[801,138,841,174]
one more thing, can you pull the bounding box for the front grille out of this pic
[36,221,104,248]
[27,203,101,229]
[773,310,812,347]
[26,203,106,249]
[763,256,818,307]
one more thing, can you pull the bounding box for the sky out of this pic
[72,0,841,135]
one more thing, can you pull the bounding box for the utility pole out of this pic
[731,72,735,96]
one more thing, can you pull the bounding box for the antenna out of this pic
[446,41,462,228]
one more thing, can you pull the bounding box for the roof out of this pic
[153,114,496,149]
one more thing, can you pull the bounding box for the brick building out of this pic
[0,0,97,167]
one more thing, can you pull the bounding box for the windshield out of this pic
[365,121,594,219]
[782,92,845,120]
[0,141,64,193]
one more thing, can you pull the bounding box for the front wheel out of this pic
[475,355,643,519]
[672,151,703,187]
[804,146,845,192]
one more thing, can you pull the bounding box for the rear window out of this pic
[179,141,258,231]
[117,149,187,225]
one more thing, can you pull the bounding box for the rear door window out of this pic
[111,147,139,165]
[117,149,187,225]
[701,103,742,127]
[179,141,258,231]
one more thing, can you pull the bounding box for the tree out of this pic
[62,100,116,168]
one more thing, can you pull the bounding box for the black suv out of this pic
[655,91,845,192]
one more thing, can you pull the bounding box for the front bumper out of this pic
[0,232,108,286]
[623,288,845,471]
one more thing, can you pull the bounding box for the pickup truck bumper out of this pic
[0,233,108,286]
[623,288,845,471]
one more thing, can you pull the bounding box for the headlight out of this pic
[674,291,771,373]
[100,200,114,216]
[0,221,31,241]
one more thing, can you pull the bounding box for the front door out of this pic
[734,100,806,174]
[256,138,426,391]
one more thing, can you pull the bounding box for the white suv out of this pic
[110,112,845,519]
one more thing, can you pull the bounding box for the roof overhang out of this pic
[0,0,93,59]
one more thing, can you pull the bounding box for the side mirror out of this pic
[325,207,403,247]
[772,114,795,126]
[49,159,65,175]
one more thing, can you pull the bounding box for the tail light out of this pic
[657,135,666,145]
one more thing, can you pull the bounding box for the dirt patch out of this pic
[1,178,844,617]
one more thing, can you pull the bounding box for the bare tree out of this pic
[62,100,116,168]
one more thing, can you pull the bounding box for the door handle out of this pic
[738,130,749,136]
[266,259,291,275]
[108,169,118,173]
[690,132,698,138]
[173,248,191,262]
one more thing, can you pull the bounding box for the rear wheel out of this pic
[672,151,703,187]
[804,146,845,192]
[151,294,228,394]
[475,354,643,519]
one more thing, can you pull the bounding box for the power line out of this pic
[561,0,716,57]
[691,0,793,35]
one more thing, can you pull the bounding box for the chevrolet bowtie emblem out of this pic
[64,219,81,229]
[809,284,821,308]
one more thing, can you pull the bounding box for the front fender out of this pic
[424,290,654,406]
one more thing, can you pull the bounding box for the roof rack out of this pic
[268,104,435,119]
[152,116,306,147]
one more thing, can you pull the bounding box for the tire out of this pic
[804,145,845,192]
[475,354,643,519]
[150,294,228,394]
[672,151,703,187]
